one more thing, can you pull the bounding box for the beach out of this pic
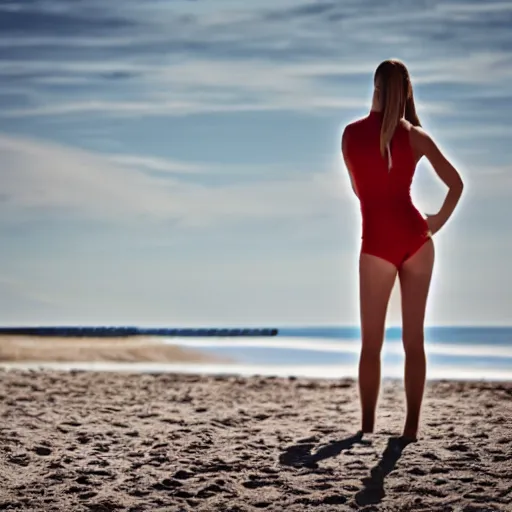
[0,335,230,364]
[1,369,510,511]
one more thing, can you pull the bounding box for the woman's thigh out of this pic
[359,253,398,350]
[398,238,435,345]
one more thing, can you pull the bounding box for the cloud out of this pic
[438,1,512,14]
[0,5,136,36]
[104,154,306,182]
[463,165,512,197]
[0,134,189,222]
[0,134,350,227]
[0,54,455,119]
[0,0,511,122]
[1,130,507,241]
[0,98,377,118]
[106,154,212,175]
[263,2,338,21]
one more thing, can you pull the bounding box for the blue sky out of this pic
[0,0,511,327]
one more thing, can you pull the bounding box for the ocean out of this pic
[156,326,512,381]
[3,326,510,381]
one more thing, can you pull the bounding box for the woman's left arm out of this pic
[411,126,464,234]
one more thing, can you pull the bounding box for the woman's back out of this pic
[343,110,418,205]
[343,110,430,266]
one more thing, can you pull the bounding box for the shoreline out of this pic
[1,361,512,382]
[1,334,511,382]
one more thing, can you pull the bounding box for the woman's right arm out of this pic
[410,126,464,234]
[341,127,359,198]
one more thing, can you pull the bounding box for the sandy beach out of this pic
[0,335,228,364]
[0,369,510,512]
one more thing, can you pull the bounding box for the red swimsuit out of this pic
[344,110,431,269]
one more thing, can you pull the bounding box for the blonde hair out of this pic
[374,59,421,159]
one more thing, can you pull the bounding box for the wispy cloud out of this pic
[0,2,136,36]
[0,97,373,118]
[0,0,511,121]
[0,56,455,119]
[0,134,174,220]
[1,130,509,235]
[437,1,512,14]
[0,134,349,227]
[106,154,212,175]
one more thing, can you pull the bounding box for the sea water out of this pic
[156,326,512,380]
[2,326,511,380]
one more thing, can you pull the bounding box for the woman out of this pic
[341,59,464,442]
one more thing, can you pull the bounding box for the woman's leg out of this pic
[359,253,398,433]
[398,238,435,439]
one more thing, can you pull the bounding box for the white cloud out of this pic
[0,54,461,119]
[463,165,512,197]
[0,98,371,118]
[0,134,180,220]
[0,134,351,226]
[410,52,512,85]
[437,1,512,14]
[433,123,512,140]
[106,154,212,174]
[2,132,508,232]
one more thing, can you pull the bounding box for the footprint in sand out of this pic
[33,445,52,456]
[79,491,98,500]
[254,501,272,508]
[152,478,183,491]
[84,498,123,510]
[446,442,470,452]
[174,470,193,480]
[61,420,82,427]
[8,453,31,466]
[76,434,90,444]
[196,483,227,498]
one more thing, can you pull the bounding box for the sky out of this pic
[0,0,511,327]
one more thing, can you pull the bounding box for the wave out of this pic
[160,336,512,359]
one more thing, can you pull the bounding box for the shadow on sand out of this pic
[355,436,416,506]
[279,431,371,469]
[279,433,415,506]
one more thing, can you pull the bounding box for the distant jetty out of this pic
[0,327,279,337]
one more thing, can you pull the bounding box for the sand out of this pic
[0,370,510,511]
[0,335,228,363]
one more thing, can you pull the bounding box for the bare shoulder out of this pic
[399,118,412,131]
[408,124,436,157]
[409,124,430,141]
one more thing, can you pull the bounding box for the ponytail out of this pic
[374,59,421,159]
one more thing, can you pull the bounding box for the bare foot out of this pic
[402,428,419,442]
